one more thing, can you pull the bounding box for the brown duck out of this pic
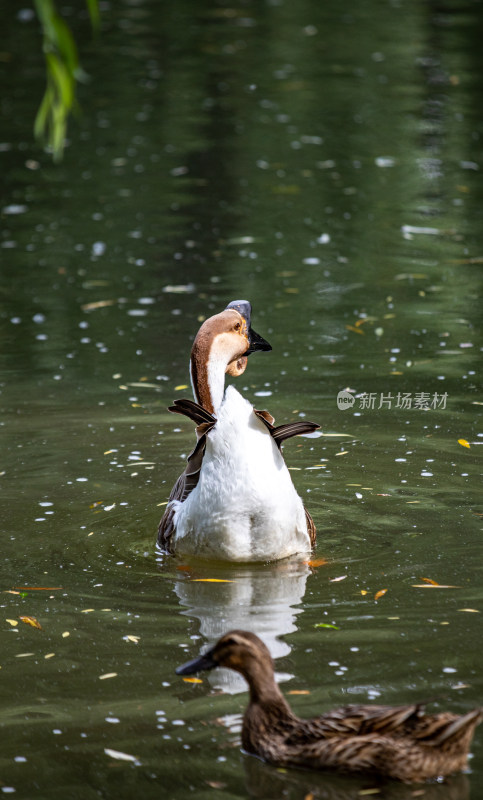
[176,630,482,783]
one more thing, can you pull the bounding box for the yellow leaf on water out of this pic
[99,672,117,680]
[304,558,328,568]
[6,619,18,626]
[287,690,310,695]
[374,589,387,600]
[421,577,439,585]
[62,631,70,638]
[44,653,55,659]
[81,609,95,613]
[458,439,470,448]
[191,579,235,583]
[20,616,42,630]
[182,677,203,684]
[360,590,368,596]
[81,299,117,311]
[459,608,480,613]
[346,325,365,335]
[412,585,460,589]
[174,384,189,391]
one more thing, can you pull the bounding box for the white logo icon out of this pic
[337,390,355,411]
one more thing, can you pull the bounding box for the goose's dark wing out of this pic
[157,401,216,552]
[254,410,320,446]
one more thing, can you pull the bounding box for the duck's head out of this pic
[176,630,273,679]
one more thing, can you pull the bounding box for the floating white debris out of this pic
[91,241,106,256]
[375,156,395,168]
[2,204,28,215]
[162,283,195,294]
[401,224,440,237]
[104,748,139,763]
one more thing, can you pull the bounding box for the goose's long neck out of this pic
[190,351,226,415]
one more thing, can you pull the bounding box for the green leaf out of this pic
[34,85,54,140]
[86,0,100,33]
[46,52,74,109]
[314,623,339,630]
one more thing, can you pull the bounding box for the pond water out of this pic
[1,0,482,797]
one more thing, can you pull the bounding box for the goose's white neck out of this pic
[188,309,250,414]
[190,355,227,415]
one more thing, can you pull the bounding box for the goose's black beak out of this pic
[176,648,217,676]
[246,327,272,354]
[225,299,272,355]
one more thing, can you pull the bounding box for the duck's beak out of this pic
[176,648,217,676]
[225,299,272,355]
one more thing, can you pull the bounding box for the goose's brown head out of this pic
[176,630,273,678]
[191,301,271,379]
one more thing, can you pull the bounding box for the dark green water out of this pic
[1,1,482,797]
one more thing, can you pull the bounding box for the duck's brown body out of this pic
[177,631,482,783]
[242,696,481,782]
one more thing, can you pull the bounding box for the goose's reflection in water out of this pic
[173,557,310,693]
[243,754,471,800]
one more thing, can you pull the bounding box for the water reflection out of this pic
[243,755,470,800]
[173,557,310,693]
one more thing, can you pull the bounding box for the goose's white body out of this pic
[170,386,311,561]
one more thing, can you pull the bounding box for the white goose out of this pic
[157,300,319,561]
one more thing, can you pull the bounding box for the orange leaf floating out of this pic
[14,587,63,591]
[458,439,471,448]
[288,690,311,695]
[374,589,387,601]
[304,558,328,568]
[191,579,235,583]
[183,677,203,684]
[20,616,42,630]
[421,577,440,586]
[346,325,365,335]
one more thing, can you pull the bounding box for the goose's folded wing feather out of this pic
[157,410,216,551]
[168,398,216,426]
[254,409,320,447]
